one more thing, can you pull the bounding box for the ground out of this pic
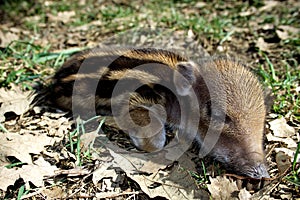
[0,0,299,199]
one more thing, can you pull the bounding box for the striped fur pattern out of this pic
[52,47,269,179]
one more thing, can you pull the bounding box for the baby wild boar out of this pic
[52,48,269,179]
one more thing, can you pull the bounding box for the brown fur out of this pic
[52,47,269,178]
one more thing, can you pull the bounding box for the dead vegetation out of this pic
[0,0,299,199]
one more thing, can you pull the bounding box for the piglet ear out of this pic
[173,61,197,96]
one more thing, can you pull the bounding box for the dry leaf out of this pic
[42,186,66,199]
[88,130,208,199]
[92,134,171,173]
[266,133,297,148]
[296,86,300,93]
[92,163,118,185]
[269,117,295,138]
[239,7,256,17]
[80,130,100,152]
[18,109,72,138]
[160,165,208,199]
[275,151,291,175]
[276,183,294,199]
[276,25,300,40]
[0,29,19,47]
[256,37,271,52]
[0,86,36,122]
[238,188,252,200]
[106,147,208,199]
[123,158,207,199]
[278,25,299,35]
[91,160,125,195]
[47,11,76,23]
[0,157,57,191]
[276,30,289,40]
[24,15,41,24]
[275,148,300,163]
[207,176,239,200]
[258,1,279,12]
[262,24,275,31]
[0,132,57,165]
[280,193,293,200]
[195,2,206,8]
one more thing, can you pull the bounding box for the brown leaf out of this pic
[47,11,76,23]
[0,28,19,47]
[0,132,57,165]
[256,37,271,52]
[258,1,279,12]
[266,133,297,148]
[80,129,100,152]
[278,25,300,35]
[269,117,295,138]
[0,85,36,122]
[238,188,252,200]
[0,157,57,191]
[276,25,300,40]
[207,176,239,200]
[275,151,291,175]
[88,123,208,199]
[275,148,300,164]
[276,30,289,40]
[103,146,209,199]
[42,186,66,199]
[92,163,118,185]
[239,7,256,17]
[194,2,206,8]
[132,163,209,199]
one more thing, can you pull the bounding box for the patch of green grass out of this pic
[0,42,42,89]
[0,123,9,133]
[257,54,300,118]
[16,185,25,200]
[23,15,46,33]
[67,116,105,166]
[40,1,137,29]
[101,5,134,21]
[0,0,43,19]
[248,0,265,8]
[286,38,300,46]
[285,142,300,186]
[147,2,233,44]
[5,162,26,169]
[71,12,97,26]
[48,2,73,13]
[190,161,223,188]
[0,41,82,89]
[189,171,206,187]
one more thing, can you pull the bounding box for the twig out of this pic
[99,191,140,199]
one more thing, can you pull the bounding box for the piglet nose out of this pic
[253,163,270,179]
